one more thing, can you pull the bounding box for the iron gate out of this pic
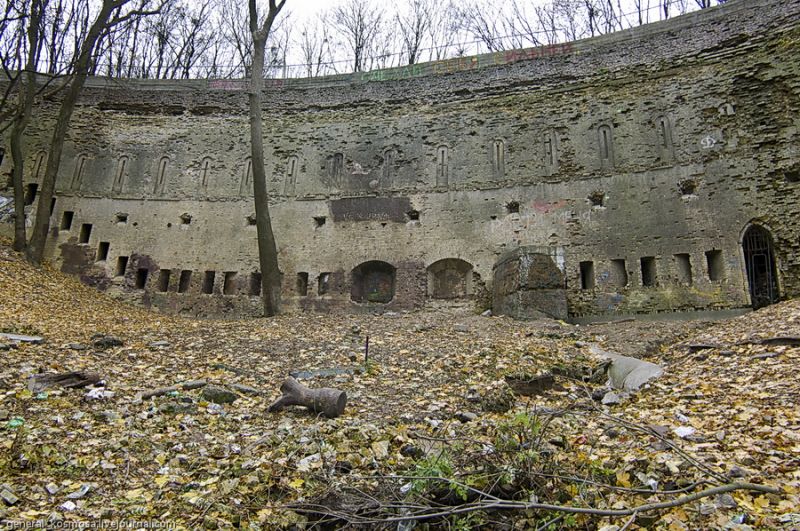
[742,225,779,309]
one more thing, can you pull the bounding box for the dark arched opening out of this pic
[427,258,473,299]
[351,261,396,303]
[742,225,779,309]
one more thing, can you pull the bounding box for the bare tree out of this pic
[424,1,459,61]
[396,0,430,65]
[297,15,335,77]
[331,0,383,72]
[248,0,285,316]
[4,0,47,251]
[220,0,252,76]
[455,0,508,53]
[27,0,162,264]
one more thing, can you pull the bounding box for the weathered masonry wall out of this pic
[2,0,799,319]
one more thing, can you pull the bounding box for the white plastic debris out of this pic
[85,388,115,400]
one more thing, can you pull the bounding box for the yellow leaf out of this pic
[125,488,144,500]
[199,476,219,487]
[154,476,169,488]
[288,477,304,489]
[616,471,631,488]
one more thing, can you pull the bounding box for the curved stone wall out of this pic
[2,0,799,318]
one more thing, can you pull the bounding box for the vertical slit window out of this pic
[24,183,38,206]
[580,261,595,290]
[610,259,628,287]
[318,272,330,295]
[223,272,237,295]
[598,125,614,168]
[178,270,192,293]
[296,272,309,296]
[250,272,262,296]
[202,271,215,294]
[135,268,149,289]
[112,156,127,193]
[78,223,92,244]
[328,153,344,183]
[71,155,87,191]
[60,211,74,230]
[284,156,298,195]
[382,148,396,183]
[240,158,252,196]
[675,253,692,285]
[154,157,169,195]
[706,250,725,281]
[33,152,45,179]
[492,139,505,176]
[544,130,559,174]
[116,256,129,277]
[436,146,449,186]
[200,158,211,191]
[96,242,110,262]
[158,270,171,292]
[640,257,657,287]
[656,115,675,161]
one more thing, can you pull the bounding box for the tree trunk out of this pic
[248,0,285,317]
[268,377,347,418]
[9,123,28,252]
[27,0,123,264]
[9,0,45,253]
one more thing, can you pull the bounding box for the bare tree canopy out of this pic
[0,0,727,80]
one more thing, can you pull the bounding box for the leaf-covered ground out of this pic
[0,240,798,530]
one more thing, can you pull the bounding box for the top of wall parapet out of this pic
[72,0,799,105]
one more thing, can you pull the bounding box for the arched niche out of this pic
[351,261,396,303]
[427,258,473,299]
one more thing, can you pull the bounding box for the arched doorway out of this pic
[427,259,473,299]
[351,261,396,303]
[742,225,779,309]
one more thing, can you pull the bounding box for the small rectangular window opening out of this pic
[296,272,309,296]
[24,183,38,206]
[640,257,657,287]
[78,223,92,244]
[579,261,595,290]
[135,268,149,289]
[115,256,129,277]
[250,272,262,296]
[610,259,628,288]
[96,242,110,262]
[158,270,171,292]
[178,270,192,293]
[675,254,692,285]
[223,272,237,295]
[706,250,725,281]
[318,272,330,295]
[60,211,74,231]
[202,271,215,294]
